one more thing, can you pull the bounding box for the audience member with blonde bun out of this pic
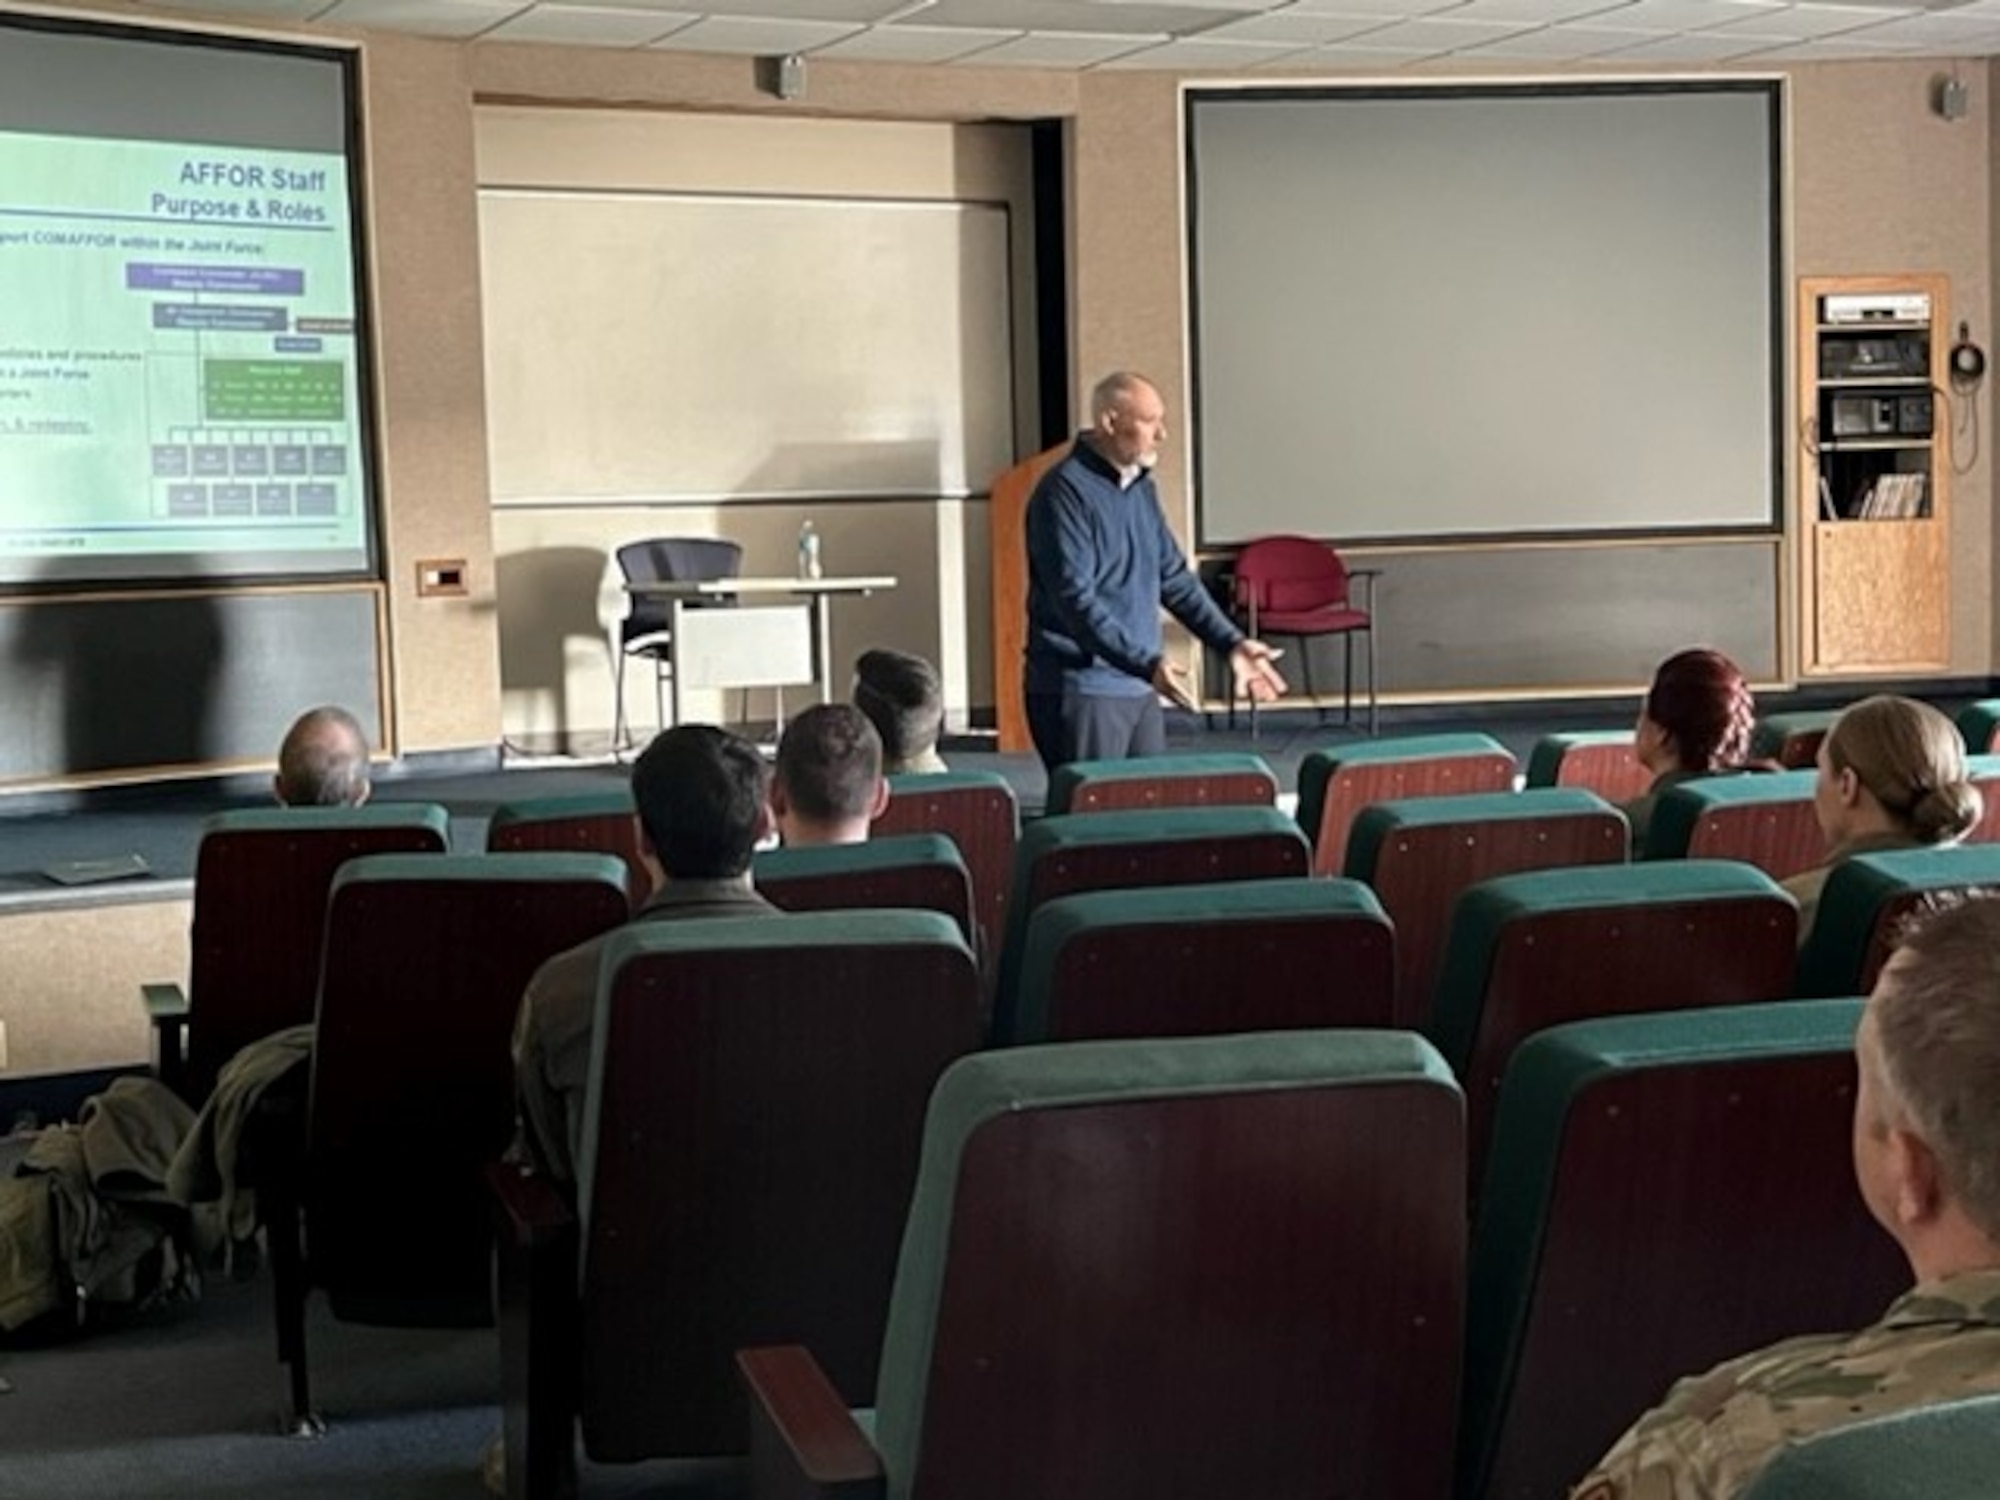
[1785,695,1982,944]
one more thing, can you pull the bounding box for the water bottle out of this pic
[797,519,823,580]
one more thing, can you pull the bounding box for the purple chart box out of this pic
[127,264,305,294]
[212,484,254,516]
[167,484,209,516]
[193,446,230,477]
[310,446,346,476]
[295,483,337,516]
[152,445,189,478]
[256,484,293,515]
[232,446,269,476]
[273,446,308,476]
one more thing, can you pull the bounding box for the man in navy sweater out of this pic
[1024,371,1286,771]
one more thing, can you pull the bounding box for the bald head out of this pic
[275,706,372,807]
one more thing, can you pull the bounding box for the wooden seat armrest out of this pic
[486,1160,577,1250]
[738,1345,886,1500]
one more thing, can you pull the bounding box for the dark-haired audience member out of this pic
[854,647,948,776]
[1784,695,1982,947]
[511,724,780,1185]
[1571,896,2000,1499]
[274,705,371,807]
[1623,648,1757,856]
[771,702,888,848]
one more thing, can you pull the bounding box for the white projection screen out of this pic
[1187,82,1782,548]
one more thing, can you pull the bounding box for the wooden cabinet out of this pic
[1797,273,1950,675]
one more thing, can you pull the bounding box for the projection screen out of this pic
[0,12,378,587]
[1187,82,1782,548]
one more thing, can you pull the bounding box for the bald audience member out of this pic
[274,705,371,807]
[1572,896,2000,1499]
[853,647,948,776]
[770,703,888,848]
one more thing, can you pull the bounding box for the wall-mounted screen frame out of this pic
[1185,79,1785,549]
[0,10,382,589]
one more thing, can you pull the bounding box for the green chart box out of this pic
[202,360,345,421]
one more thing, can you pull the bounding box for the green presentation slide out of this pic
[0,131,368,576]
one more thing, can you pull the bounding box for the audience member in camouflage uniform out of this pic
[1572,896,2000,1499]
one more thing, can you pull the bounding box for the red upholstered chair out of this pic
[144,803,450,1105]
[740,1030,1466,1500]
[1230,535,1379,735]
[486,789,647,911]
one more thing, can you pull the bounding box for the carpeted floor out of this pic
[0,1269,744,1499]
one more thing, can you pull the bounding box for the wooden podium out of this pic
[989,444,1067,753]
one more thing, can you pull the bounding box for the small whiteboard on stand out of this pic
[675,606,814,689]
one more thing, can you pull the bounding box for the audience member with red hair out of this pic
[1623,647,1760,856]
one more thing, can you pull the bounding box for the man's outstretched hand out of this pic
[1231,640,1287,703]
[1150,657,1199,711]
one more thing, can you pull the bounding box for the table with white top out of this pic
[623,574,897,730]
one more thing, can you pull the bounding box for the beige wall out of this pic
[476,106,1030,746]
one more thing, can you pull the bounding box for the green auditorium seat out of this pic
[1459,1002,1906,1500]
[993,806,1311,1042]
[1296,732,1517,876]
[1740,1394,2000,1499]
[1007,876,1393,1045]
[1523,730,1651,804]
[1643,770,1822,879]
[1794,843,2000,998]
[1955,699,2000,754]
[1750,708,1842,769]
[754,833,976,948]
[493,910,983,1495]
[487,788,645,908]
[1344,788,1628,1028]
[146,802,451,1104]
[1433,860,1796,1180]
[268,851,630,1431]
[1044,752,1278,815]
[1969,753,2000,844]
[740,1029,1467,1500]
[872,770,1018,976]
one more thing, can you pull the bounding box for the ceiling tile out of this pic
[1094,33,1317,60]
[478,2,693,41]
[1201,9,1409,41]
[1731,30,1919,50]
[815,21,1022,56]
[1704,1,1907,34]
[1825,9,2000,40]
[646,14,865,49]
[313,0,529,35]
[1439,0,1634,20]
[132,0,329,16]
[1280,0,1466,14]
[1255,37,1433,63]
[649,0,904,17]
[1459,21,1669,50]
[957,26,1161,58]
[1592,26,1780,52]
[1581,0,1782,29]
[1346,14,1539,45]
[908,0,1257,33]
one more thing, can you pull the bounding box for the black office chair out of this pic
[611,537,743,748]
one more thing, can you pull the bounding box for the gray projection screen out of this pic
[1187,82,1782,548]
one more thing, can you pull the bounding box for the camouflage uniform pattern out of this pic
[1571,1268,2000,1500]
